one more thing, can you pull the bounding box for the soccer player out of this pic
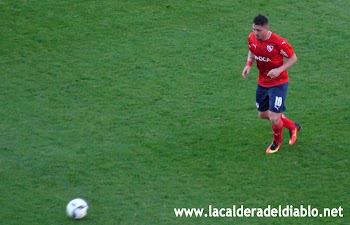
[242,14,301,154]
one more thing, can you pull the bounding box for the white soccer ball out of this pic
[66,198,88,219]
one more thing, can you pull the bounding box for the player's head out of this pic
[252,14,269,40]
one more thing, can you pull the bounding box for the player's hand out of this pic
[242,66,251,79]
[267,68,282,78]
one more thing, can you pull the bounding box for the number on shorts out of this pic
[274,96,283,108]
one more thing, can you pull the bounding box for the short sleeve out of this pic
[278,39,294,58]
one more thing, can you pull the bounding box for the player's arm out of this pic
[278,53,297,73]
[242,50,255,79]
[267,53,297,78]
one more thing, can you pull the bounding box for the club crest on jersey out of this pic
[267,45,274,52]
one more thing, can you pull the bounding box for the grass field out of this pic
[1,0,349,224]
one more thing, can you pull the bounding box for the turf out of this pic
[0,0,349,224]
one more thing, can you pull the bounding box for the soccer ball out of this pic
[66,198,88,219]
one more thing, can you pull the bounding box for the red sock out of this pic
[272,120,284,143]
[280,114,295,131]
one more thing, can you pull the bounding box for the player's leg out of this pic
[256,85,278,153]
[258,111,269,120]
[280,114,295,130]
[266,111,283,154]
[281,114,301,145]
[265,83,288,154]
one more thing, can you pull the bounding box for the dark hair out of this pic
[253,14,268,26]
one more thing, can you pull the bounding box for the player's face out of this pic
[252,24,269,40]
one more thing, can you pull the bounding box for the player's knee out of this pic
[258,112,269,120]
[269,115,280,125]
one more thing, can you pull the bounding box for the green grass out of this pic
[1,0,349,224]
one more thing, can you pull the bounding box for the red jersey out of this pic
[248,32,295,87]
